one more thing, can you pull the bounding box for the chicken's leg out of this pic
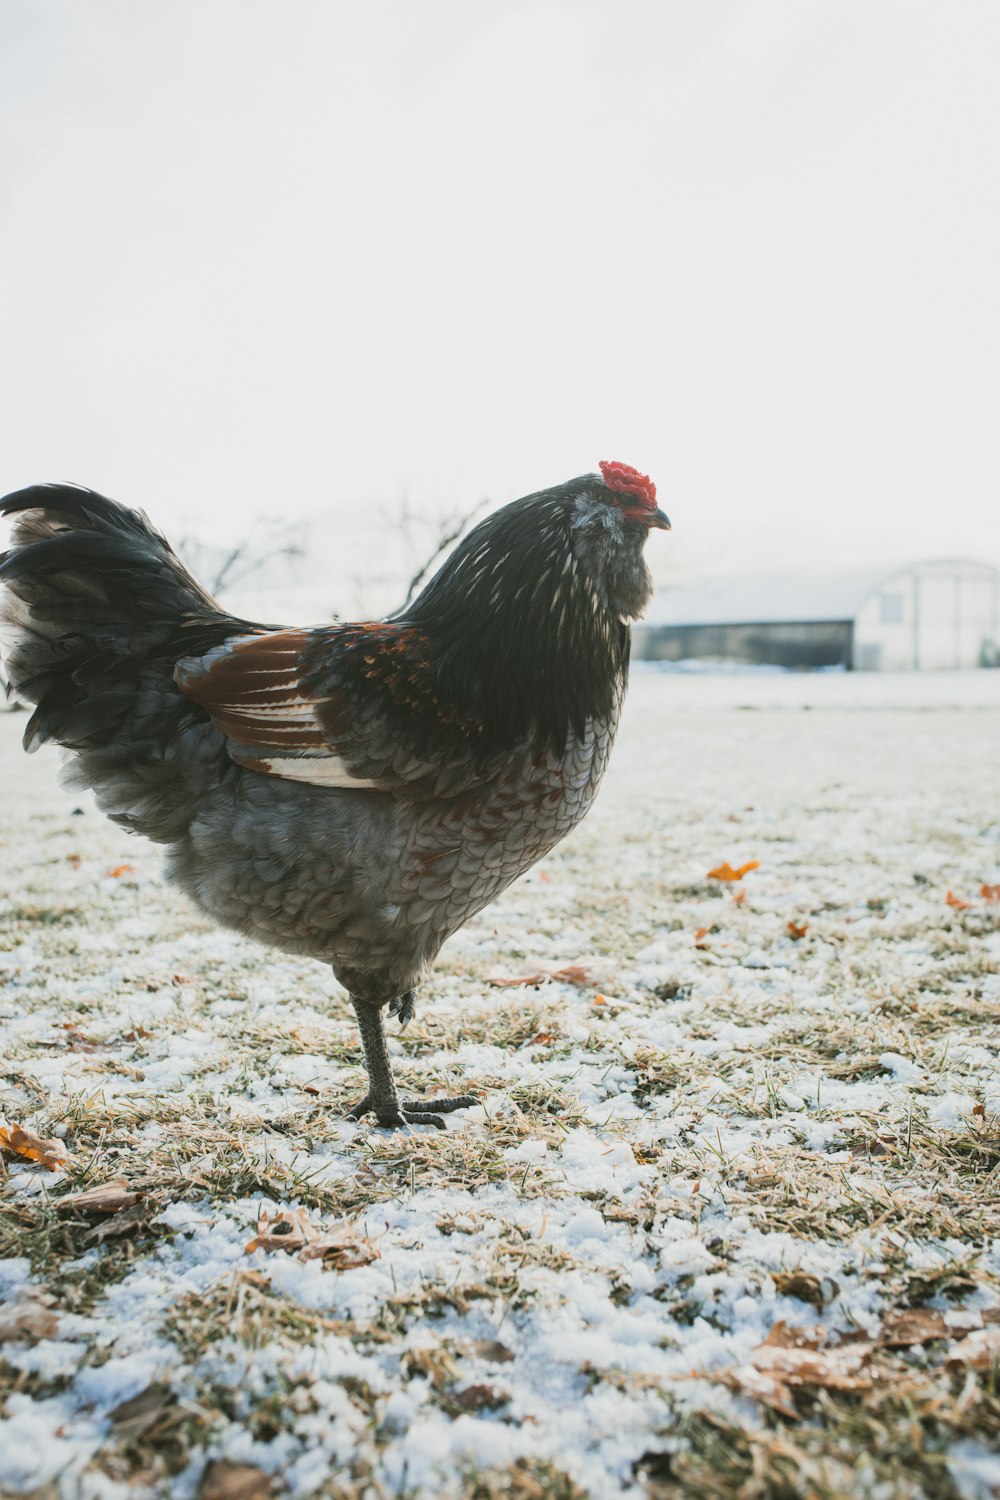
[346,998,478,1129]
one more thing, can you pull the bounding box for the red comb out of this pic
[598,460,656,507]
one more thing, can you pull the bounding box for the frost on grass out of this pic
[1,673,999,1499]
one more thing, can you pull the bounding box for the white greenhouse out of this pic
[636,559,1000,671]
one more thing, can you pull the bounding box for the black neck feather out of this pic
[400,487,630,756]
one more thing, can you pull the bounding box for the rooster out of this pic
[0,463,668,1127]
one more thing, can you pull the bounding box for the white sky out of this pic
[2,0,998,611]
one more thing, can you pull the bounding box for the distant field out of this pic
[1,673,999,1499]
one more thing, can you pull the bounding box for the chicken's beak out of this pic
[649,508,671,531]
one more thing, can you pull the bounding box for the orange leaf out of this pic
[707,860,760,882]
[787,920,809,940]
[0,1123,71,1171]
[945,890,970,909]
[106,863,135,878]
[981,883,1000,904]
[694,926,711,947]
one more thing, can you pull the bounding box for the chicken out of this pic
[0,463,669,1126]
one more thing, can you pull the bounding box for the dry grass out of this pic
[1,681,999,1498]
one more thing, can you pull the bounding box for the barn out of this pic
[635,559,1000,671]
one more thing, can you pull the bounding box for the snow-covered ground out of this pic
[1,672,999,1499]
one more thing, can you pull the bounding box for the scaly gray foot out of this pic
[347,1093,479,1130]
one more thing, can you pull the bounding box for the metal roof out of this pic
[642,566,902,627]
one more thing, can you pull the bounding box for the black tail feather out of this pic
[1,483,254,840]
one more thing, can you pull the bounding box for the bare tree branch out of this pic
[400,497,491,608]
[210,539,304,597]
[176,522,305,599]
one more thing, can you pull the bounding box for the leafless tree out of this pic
[344,491,492,619]
[398,495,492,608]
[176,520,305,601]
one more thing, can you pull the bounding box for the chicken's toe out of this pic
[346,1092,479,1129]
[399,1095,479,1115]
[388,991,418,1029]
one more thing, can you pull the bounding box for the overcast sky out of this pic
[2,1,998,609]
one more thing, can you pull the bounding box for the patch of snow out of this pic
[947,1441,1000,1500]
[927,1093,976,1127]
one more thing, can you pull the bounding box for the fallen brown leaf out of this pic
[109,1383,182,1439]
[772,1272,839,1306]
[945,1327,1000,1371]
[200,1461,272,1500]
[468,1339,516,1364]
[451,1383,507,1412]
[61,1026,101,1051]
[945,889,970,909]
[718,1364,798,1420]
[0,1296,60,1344]
[786,920,809,940]
[106,863,136,878]
[551,964,597,986]
[489,972,547,988]
[84,1200,157,1244]
[245,1208,376,1269]
[880,1308,983,1348]
[488,960,603,988]
[245,1206,316,1254]
[980,883,1000,903]
[0,1123,71,1171]
[59,1180,143,1216]
[851,1135,895,1158]
[759,1320,827,1351]
[707,859,760,882]
[751,1334,872,1393]
[299,1225,379,1270]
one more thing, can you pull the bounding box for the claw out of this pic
[388,991,417,1029]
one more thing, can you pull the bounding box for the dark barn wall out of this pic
[637,620,854,669]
